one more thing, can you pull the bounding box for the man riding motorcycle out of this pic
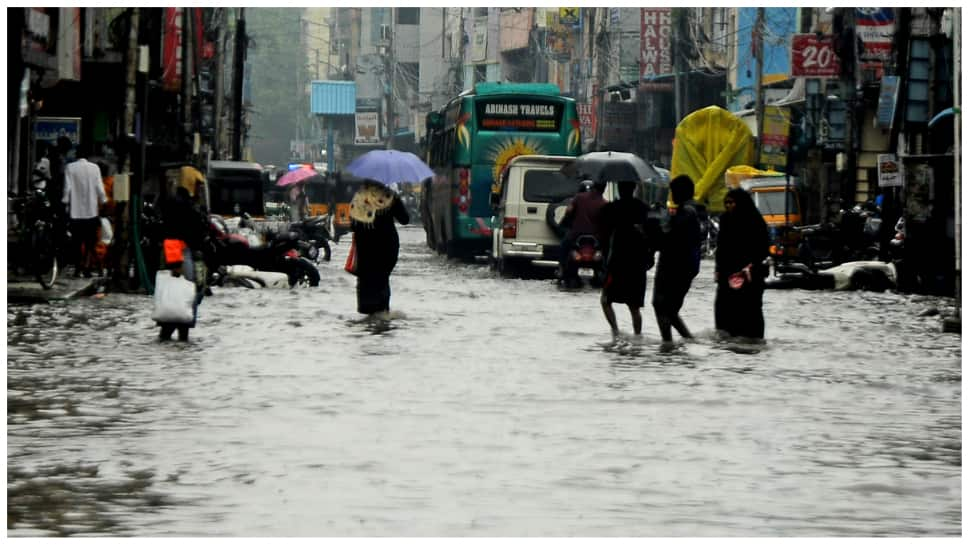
[558,178,607,286]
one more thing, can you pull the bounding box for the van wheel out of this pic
[497,257,522,278]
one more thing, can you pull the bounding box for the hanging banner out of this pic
[355,112,380,144]
[640,8,672,79]
[161,7,183,92]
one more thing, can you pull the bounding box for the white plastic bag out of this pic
[100,217,114,244]
[151,270,196,324]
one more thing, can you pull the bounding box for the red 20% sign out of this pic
[791,34,841,77]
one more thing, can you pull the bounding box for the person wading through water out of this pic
[652,175,702,347]
[714,188,770,340]
[348,181,410,315]
[596,180,659,336]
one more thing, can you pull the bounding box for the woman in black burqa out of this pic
[714,188,770,339]
[350,182,410,314]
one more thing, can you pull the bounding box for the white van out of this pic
[491,155,602,276]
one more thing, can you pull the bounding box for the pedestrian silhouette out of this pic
[714,188,770,340]
[652,175,702,345]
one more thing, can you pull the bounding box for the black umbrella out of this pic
[561,151,662,183]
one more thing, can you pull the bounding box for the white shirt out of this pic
[62,159,107,220]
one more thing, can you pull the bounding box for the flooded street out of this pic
[7,225,961,536]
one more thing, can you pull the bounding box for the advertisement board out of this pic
[161,8,183,92]
[855,8,894,62]
[34,117,82,149]
[355,112,381,144]
[640,8,672,79]
[790,34,840,78]
[876,76,900,129]
[877,154,903,187]
[759,106,790,170]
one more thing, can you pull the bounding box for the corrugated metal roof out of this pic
[310,81,356,115]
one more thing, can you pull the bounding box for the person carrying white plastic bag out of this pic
[154,187,209,342]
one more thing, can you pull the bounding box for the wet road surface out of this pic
[7,225,961,536]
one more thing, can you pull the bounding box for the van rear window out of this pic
[522,170,573,203]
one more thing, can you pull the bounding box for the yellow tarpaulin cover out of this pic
[670,106,754,213]
[724,165,783,189]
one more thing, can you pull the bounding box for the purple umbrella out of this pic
[276,166,318,187]
[345,149,434,186]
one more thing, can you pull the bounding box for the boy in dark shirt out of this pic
[652,175,702,344]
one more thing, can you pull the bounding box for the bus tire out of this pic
[445,239,462,259]
[425,218,437,250]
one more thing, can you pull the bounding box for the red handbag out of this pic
[344,234,358,275]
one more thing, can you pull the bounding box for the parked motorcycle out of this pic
[558,234,604,288]
[206,214,320,288]
[286,215,334,263]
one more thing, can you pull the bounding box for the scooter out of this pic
[205,215,320,288]
[558,234,604,288]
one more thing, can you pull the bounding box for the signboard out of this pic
[27,9,50,53]
[877,154,903,187]
[577,102,595,143]
[355,111,380,144]
[855,8,894,62]
[640,8,672,79]
[161,8,183,92]
[876,76,900,129]
[471,23,488,62]
[790,34,840,77]
[559,8,580,26]
[35,117,82,149]
[601,102,636,151]
[759,106,791,170]
[475,101,563,132]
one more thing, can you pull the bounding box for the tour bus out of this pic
[422,82,582,258]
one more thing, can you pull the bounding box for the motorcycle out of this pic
[400,190,421,224]
[558,234,604,288]
[701,215,719,258]
[205,214,320,288]
[286,215,334,263]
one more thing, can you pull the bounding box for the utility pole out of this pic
[213,9,225,160]
[952,10,961,326]
[385,9,395,150]
[115,8,144,288]
[181,7,194,161]
[840,7,857,205]
[232,8,246,160]
[754,7,765,166]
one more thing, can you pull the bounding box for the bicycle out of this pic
[8,190,64,289]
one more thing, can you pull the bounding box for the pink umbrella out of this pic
[276,166,319,187]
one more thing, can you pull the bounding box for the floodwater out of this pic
[7,225,961,536]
